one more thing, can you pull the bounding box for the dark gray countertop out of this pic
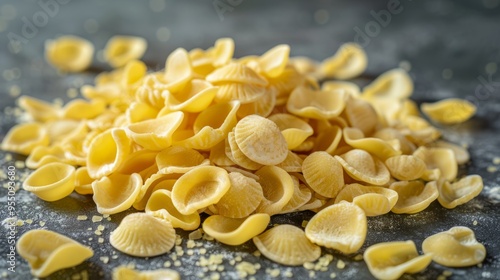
[1,0,499,279]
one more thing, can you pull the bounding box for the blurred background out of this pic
[1,1,500,279]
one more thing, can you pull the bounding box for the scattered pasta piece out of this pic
[364,240,433,280]
[92,173,143,214]
[390,180,439,214]
[437,175,483,209]
[0,122,49,156]
[422,226,486,267]
[202,213,270,246]
[112,266,180,280]
[146,189,201,230]
[421,98,476,124]
[302,151,344,198]
[16,229,93,278]
[22,162,75,201]
[104,35,147,68]
[45,35,94,72]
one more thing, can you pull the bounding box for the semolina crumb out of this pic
[443,270,453,277]
[25,219,33,224]
[487,166,497,173]
[303,262,314,270]
[493,157,500,165]
[98,237,104,243]
[39,221,46,226]
[353,254,363,261]
[210,272,220,280]
[200,248,207,255]
[174,260,181,267]
[111,255,118,259]
[92,215,103,223]
[336,260,346,269]
[77,215,88,221]
[9,85,21,97]
[97,225,105,231]
[189,229,203,240]
[67,88,78,98]
[283,269,293,278]
[473,220,478,226]
[14,161,25,168]
[330,272,337,279]
[253,250,261,257]
[187,240,196,249]
[164,261,171,268]
[187,249,194,256]
[16,220,24,226]
[308,271,316,278]
[301,220,309,228]
[236,261,258,275]
[99,256,109,264]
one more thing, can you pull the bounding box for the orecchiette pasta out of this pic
[421,98,476,124]
[22,162,75,201]
[202,213,270,246]
[104,35,147,68]
[45,35,94,72]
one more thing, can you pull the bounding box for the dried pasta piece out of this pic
[255,166,294,215]
[385,155,427,181]
[225,131,263,170]
[110,213,175,257]
[364,240,433,280]
[206,63,268,86]
[146,189,200,230]
[156,146,210,174]
[133,172,179,210]
[268,113,313,150]
[413,146,457,181]
[203,213,270,246]
[236,87,277,118]
[335,149,390,186]
[162,48,194,93]
[320,43,367,80]
[256,44,290,78]
[122,59,147,86]
[215,82,267,104]
[92,173,142,214]
[87,128,133,179]
[421,98,476,124]
[343,96,378,135]
[45,35,94,72]
[23,162,75,201]
[437,175,483,209]
[62,98,106,120]
[290,56,318,75]
[267,64,305,105]
[26,145,67,169]
[45,119,86,144]
[1,122,49,155]
[74,167,94,195]
[389,180,438,214]
[113,266,180,280]
[334,183,398,216]
[16,229,93,278]
[17,96,60,122]
[343,127,401,160]
[305,201,367,254]
[165,79,218,112]
[362,68,413,100]
[171,166,230,215]
[280,176,312,214]
[104,35,147,68]
[211,37,234,67]
[313,125,342,154]
[234,114,288,165]
[373,128,416,155]
[276,151,303,173]
[302,151,344,198]
[214,172,264,218]
[322,81,361,97]
[116,149,158,180]
[209,140,235,166]
[126,111,184,151]
[427,140,470,165]
[422,226,486,267]
[287,86,347,119]
[253,224,321,266]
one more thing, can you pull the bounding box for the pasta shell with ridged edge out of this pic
[146,189,200,231]
[215,172,264,218]
[302,151,344,198]
[203,213,270,246]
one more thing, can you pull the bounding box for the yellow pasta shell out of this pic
[319,43,367,80]
[344,96,378,135]
[45,119,86,144]
[215,172,264,218]
[313,125,343,154]
[209,140,235,167]
[133,172,179,210]
[421,98,476,124]
[126,111,184,151]
[364,240,433,280]
[166,79,218,112]
[257,44,290,78]
[1,122,49,156]
[92,173,143,214]
[163,48,193,93]
[171,166,230,215]
[225,131,263,170]
[287,86,347,119]
[276,151,303,173]
[290,56,318,75]
[390,180,439,214]
[16,229,93,278]
[427,140,470,165]
[437,175,483,209]
[104,35,147,68]
[268,113,313,150]
[113,266,180,280]
[211,37,234,67]
[122,59,147,86]
[335,149,390,185]
[234,114,288,165]
[305,201,367,254]
[280,177,312,214]
[267,64,305,104]
[302,151,344,198]
[62,98,106,120]
[322,81,361,97]
[253,224,321,266]
[236,87,277,118]
[334,183,398,216]
[385,155,427,181]
[86,128,133,179]
[362,68,413,100]
[422,226,486,267]
[413,146,457,181]
[215,82,267,104]
[156,146,210,174]
[110,213,175,257]
[146,189,200,230]
[255,166,294,215]
[206,63,268,86]
[18,96,60,122]
[74,167,94,195]
[343,127,401,160]
[373,128,416,155]
[115,149,158,180]
[203,213,270,246]
[23,162,75,201]
[45,35,94,72]
[26,145,67,169]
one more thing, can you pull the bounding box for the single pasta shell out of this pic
[437,175,483,209]
[18,96,60,122]
[26,145,68,169]
[352,193,392,217]
[344,96,378,135]
[302,151,344,198]
[305,201,367,254]
[266,64,305,103]
[110,213,175,257]
[276,151,303,173]
[236,87,277,118]
[165,79,218,113]
[322,81,361,98]
[16,229,93,278]
[362,68,413,100]
[335,149,391,186]
[74,167,94,195]
[1,122,49,156]
[364,240,433,280]
[92,173,142,215]
[343,127,401,160]
[422,226,486,267]
[225,131,263,170]
[209,140,235,167]
[426,140,470,165]
[287,86,347,119]
[171,166,231,215]
[268,113,313,150]
[234,115,288,165]
[215,172,264,218]
[146,189,200,231]
[23,162,75,202]
[203,213,270,246]
[253,224,321,266]
[113,266,180,280]
[290,56,318,75]
[255,166,295,215]
[385,155,427,181]
[280,177,312,214]
[258,44,290,78]
[215,82,267,104]
[373,128,416,155]
[206,63,268,86]
[334,183,398,216]
[133,172,179,211]
[211,37,234,67]
[86,128,133,179]
[163,48,193,93]
[121,59,147,86]
[421,98,476,124]
[45,35,94,72]
[156,145,210,174]
[313,125,343,154]
[104,35,147,68]
[390,180,439,214]
[413,146,458,181]
[319,43,367,80]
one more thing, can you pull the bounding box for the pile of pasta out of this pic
[2,36,486,279]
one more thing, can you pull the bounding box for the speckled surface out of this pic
[0,0,499,279]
